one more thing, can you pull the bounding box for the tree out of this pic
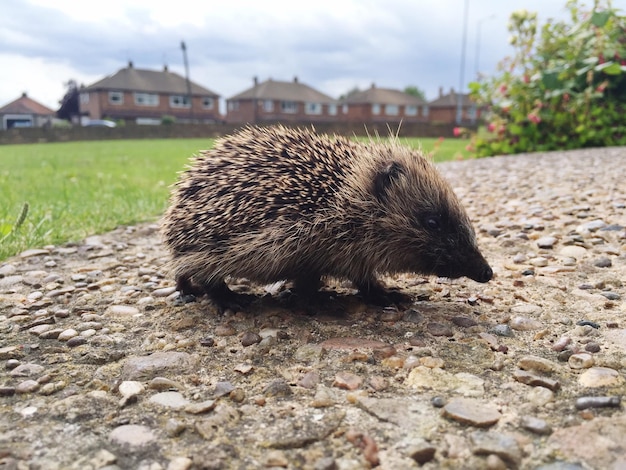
[57,80,80,121]
[339,86,361,100]
[469,0,626,156]
[404,85,426,100]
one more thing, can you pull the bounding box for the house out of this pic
[225,77,338,124]
[339,84,429,123]
[79,62,221,124]
[0,93,55,130]
[428,87,480,125]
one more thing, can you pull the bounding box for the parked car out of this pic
[83,119,117,128]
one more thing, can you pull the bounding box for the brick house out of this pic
[428,87,480,124]
[79,62,221,124]
[339,84,429,123]
[225,77,338,124]
[0,93,55,130]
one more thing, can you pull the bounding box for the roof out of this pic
[429,91,472,107]
[342,85,426,106]
[83,64,219,97]
[0,93,55,116]
[228,78,336,103]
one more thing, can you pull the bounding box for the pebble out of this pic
[520,416,552,435]
[510,316,543,331]
[16,379,40,393]
[593,257,612,268]
[10,363,45,377]
[442,398,501,428]
[517,355,559,374]
[122,352,198,380]
[149,377,183,391]
[107,305,140,316]
[559,245,587,259]
[490,325,514,337]
[552,336,572,352]
[600,291,620,300]
[241,331,262,346]
[578,367,624,387]
[119,380,145,399]
[152,286,176,297]
[575,396,621,410]
[513,370,560,391]
[470,431,522,466]
[529,257,549,267]
[149,391,190,409]
[66,337,88,347]
[426,322,454,337]
[333,372,362,390]
[109,424,156,447]
[536,236,557,249]
[57,329,79,341]
[184,399,217,414]
[568,353,594,369]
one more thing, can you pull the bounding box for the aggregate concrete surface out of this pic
[1,147,625,470]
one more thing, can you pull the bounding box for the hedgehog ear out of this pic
[374,161,405,202]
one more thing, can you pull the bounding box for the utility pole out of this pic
[456,0,469,125]
[181,41,193,121]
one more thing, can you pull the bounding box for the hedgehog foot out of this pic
[355,280,412,307]
[175,276,254,312]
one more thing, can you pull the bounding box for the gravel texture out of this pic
[1,147,625,469]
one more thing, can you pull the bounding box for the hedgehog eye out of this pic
[424,215,442,231]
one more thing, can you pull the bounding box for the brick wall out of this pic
[0,121,471,145]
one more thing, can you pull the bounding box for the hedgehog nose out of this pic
[476,266,493,283]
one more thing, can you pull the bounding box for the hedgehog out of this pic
[161,125,492,306]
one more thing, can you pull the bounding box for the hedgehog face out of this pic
[371,154,492,284]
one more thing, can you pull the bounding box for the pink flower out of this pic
[499,84,508,94]
[465,144,474,152]
[596,81,608,93]
[487,122,497,133]
[528,112,541,124]
[438,136,445,142]
[523,75,530,84]
[453,127,461,137]
[563,93,570,102]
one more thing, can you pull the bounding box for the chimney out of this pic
[21,92,27,98]
[439,86,443,98]
[450,87,455,96]
[128,60,134,68]
[253,76,258,86]
[163,64,168,72]
[371,82,376,89]
[293,76,298,83]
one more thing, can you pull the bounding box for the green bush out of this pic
[469,0,626,156]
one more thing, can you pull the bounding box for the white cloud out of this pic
[0,0,573,111]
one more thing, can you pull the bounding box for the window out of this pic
[134,93,159,106]
[422,105,429,117]
[263,100,274,112]
[328,104,338,116]
[281,101,298,113]
[405,105,418,116]
[372,104,381,115]
[228,101,239,111]
[385,104,399,116]
[305,102,322,115]
[202,97,214,109]
[108,91,123,105]
[170,95,191,108]
[80,93,89,104]
[342,104,348,114]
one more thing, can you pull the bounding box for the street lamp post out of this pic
[475,14,496,81]
[456,0,469,125]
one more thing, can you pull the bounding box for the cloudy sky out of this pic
[1,0,588,112]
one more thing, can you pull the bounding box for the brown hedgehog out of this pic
[161,125,492,305]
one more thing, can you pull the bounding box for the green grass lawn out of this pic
[0,136,472,261]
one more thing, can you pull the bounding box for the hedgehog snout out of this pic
[473,265,493,283]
